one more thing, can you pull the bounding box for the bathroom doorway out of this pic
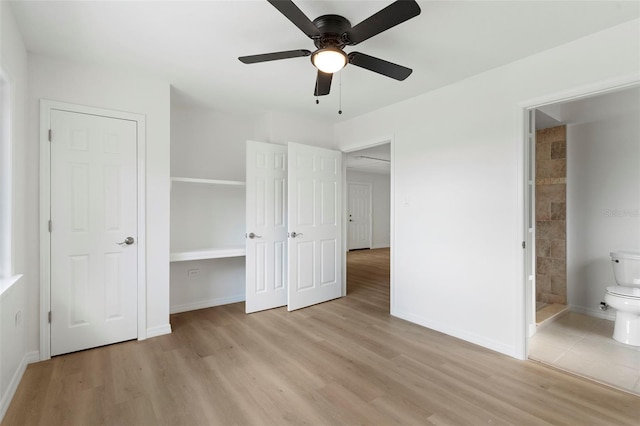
[527,86,640,331]
[524,84,640,394]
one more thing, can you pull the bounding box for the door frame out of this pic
[515,75,640,360]
[340,135,394,309]
[347,181,373,250]
[39,100,147,361]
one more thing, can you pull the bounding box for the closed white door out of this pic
[287,142,342,311]
[245,141,288,313]
[50,109,138,356]
[347,182,372,250]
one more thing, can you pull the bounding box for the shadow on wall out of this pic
[573,257,614,303]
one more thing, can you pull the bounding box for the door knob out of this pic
[290,231,303,238]
[117,237,135,246]
[247,232,262,239]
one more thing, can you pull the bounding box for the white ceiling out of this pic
[8,1,640,122]
[346,143,390,174]
[536,86,640,129]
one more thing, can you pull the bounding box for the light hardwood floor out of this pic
[4,248,639,425]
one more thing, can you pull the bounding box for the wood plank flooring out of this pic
[4,248,639,425]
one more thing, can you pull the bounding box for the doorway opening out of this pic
[344,142,392,312]
[523,84,640,394]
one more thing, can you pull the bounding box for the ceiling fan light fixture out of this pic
[311,48,347,74]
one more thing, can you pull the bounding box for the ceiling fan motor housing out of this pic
[238,1,421,96]
[312,15,352,49]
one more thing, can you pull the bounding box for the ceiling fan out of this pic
[238,0,421,96]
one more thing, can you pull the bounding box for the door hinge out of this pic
[48,311,51,323]
[522,241,526,249]
[48,129,52,142]
[48,220,52,232]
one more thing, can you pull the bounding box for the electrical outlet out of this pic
[187,268,200,279]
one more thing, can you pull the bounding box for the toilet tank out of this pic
[610,250,640,288]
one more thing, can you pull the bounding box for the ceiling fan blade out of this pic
[239,49,311,64]
[267,0,321,39]
[314,71,332,96]
[344,0,421,45]
[348,52,412,81]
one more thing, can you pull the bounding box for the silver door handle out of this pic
[117,237,135,246]
[247,232,262,239]
[289,232,303,238]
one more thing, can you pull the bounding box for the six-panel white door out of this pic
[50,109,138,356]
[287,142,342,311]
[245,141,288,313]
[347,182,372,250]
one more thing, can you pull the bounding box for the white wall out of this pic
[262,111,336,148]
[28,54,172,339]
[334,20,640,358]
[567,108,640,318]
[346,170,390,249]
[171,105,336,179]
[0,2,36,419]
[170,104,336,312]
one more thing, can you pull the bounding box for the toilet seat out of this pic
[606,286,640,298]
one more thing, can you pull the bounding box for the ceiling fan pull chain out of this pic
[338,72,343,115]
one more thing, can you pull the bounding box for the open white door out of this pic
[287,142,342,311]
[525,109,537,338]
[245,141,288,313]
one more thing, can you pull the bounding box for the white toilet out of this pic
[604,250,640,346]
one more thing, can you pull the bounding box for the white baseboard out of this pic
[570,305,616,321]
[391,310,516,358]
[0,350,39,422]
[371,244,391,249]
[170,294,245,314]
[145,324,172,339]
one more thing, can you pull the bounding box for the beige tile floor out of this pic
[529,312,640,395]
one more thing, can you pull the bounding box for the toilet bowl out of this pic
[604,250,640,346]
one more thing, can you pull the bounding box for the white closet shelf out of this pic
[171,177,245,186]
[170,247,246,262]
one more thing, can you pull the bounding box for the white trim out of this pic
[371,244,391,250]
[0,350,39,422]
[171,177,245,186]
[340,135,395,309]
[517,74,640,110]
[136,115,147,341]
[146,324,173,339]
[516,77,640,361]
[170,294,245,314]
[39,101,50,360]
[170,247,246,262]
[570,305,616,322]
[513,107,530,360]
[39,100,147,359]
[346,181,373,250]
[340,135,395,154]
[0,274,23,300]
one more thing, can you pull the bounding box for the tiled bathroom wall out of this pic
[536,126,567,305]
